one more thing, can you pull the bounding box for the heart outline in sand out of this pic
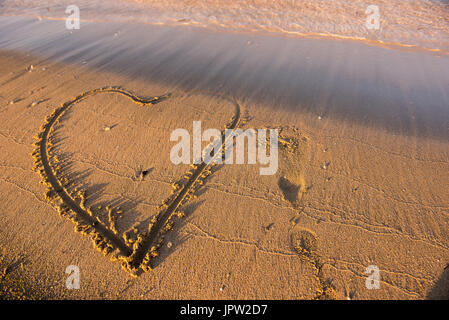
[31,86,241,275]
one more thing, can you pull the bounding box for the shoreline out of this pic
[3,13,449,56]
[2,0,448,52]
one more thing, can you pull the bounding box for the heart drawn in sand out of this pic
[31,86,241,275]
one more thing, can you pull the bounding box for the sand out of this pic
[0,14,448,300]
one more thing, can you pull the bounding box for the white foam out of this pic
[1,0,448,51]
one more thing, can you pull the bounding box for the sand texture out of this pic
[0,47,448,299]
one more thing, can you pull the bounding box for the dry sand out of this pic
[0,15,448,300]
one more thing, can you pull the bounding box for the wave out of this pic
[1,0,448,52]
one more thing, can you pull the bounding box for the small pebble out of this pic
[30,102,37,107]
[318,116,322,120]
[167,241,172,248]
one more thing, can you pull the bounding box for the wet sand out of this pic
[0,15,448,299]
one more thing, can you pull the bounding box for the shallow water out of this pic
[1,0,449,51]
